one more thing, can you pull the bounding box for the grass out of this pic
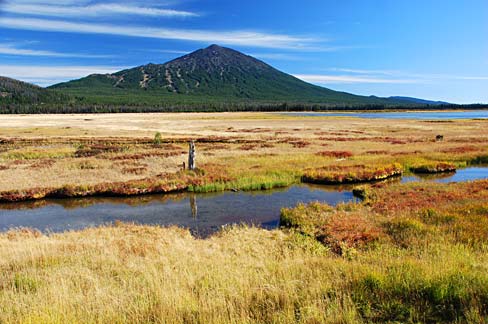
[0,171,198,202]
[1,180,488,323]
[0,112,487,194]
[471,155,488,165]
[0,147,75,160]
[188,173,298,192]
[0,113,487,197]
[302,163,403,185]
[410,161,457,173]
[279,179,488,323]
[0,113,488,322]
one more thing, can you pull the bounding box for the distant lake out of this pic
[284,110,488,120]
[402,167,488,183]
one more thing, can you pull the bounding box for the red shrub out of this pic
[290,140,311,148]
[318,213,384,254]
[316,151,353,159]
[366,150,388,155]
[441,146,479,154]
[238,144,257,151]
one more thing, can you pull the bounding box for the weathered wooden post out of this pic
[188,141,196,170]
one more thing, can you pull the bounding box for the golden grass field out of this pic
[0,112,488,323]
[0,112,486,194]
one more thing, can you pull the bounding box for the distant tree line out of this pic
[1,102,487,114]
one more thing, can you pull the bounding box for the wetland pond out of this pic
[0,167,486,237]
[0,184,357,237]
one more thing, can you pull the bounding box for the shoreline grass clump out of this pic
[302,163,403,185]
[471,154,488,165]
[0,171,201,202]
[281,202,384,254]
[188,170,298,193]
[410,161,457,174]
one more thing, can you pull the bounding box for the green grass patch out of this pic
[188,171,299,193]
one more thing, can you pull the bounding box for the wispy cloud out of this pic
[328,68,399,76]
[2,2,199,18]
[0,17,318,49]
[0,42,110,58]
[294,74,420,84]
[249,53,302,61]
[154,49,190,55]
[10,0,86,4]
[298,68,488,85]
[0,64,124,86]
[413,74,488,81]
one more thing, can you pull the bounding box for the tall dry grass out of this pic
[1,180,488,323]
[2,225,487,323]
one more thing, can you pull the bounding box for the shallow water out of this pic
[0,184,356,237]
[1,168,486,236]
[402,167,488,183]
[284,110,488,120]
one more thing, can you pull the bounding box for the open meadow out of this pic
[0,112,488,323]
[0,112,486,196]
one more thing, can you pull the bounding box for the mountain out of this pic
[51,45,401,106]
[389,96,451,106]
[0,76,69,105]
[3,45,461,112]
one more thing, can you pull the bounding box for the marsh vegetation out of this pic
[0,112,487,323]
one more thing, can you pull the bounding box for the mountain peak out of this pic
[49,45,399,106]
[160,44,271,79]
[205,44,224,50]
[199,44,237,56]
[178,44,252,62]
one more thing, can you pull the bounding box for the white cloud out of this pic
[2,2,199,18]
[307,69,488,84]
[329,68,399,76]
[0,43,109,58]
[10,0,86,4]
[0,65,124,86]
[249,53,301,61]
[0,17,317,49]
[433,75,488,81]
[155,49,190,55]
[293,74,420,84]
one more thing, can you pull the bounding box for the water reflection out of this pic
[190,194,198,218]
[1,168,485,236]
[0,184,356,237]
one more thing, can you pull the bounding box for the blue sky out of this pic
[0,0,487,103]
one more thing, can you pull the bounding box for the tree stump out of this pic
[188,141,196,170]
